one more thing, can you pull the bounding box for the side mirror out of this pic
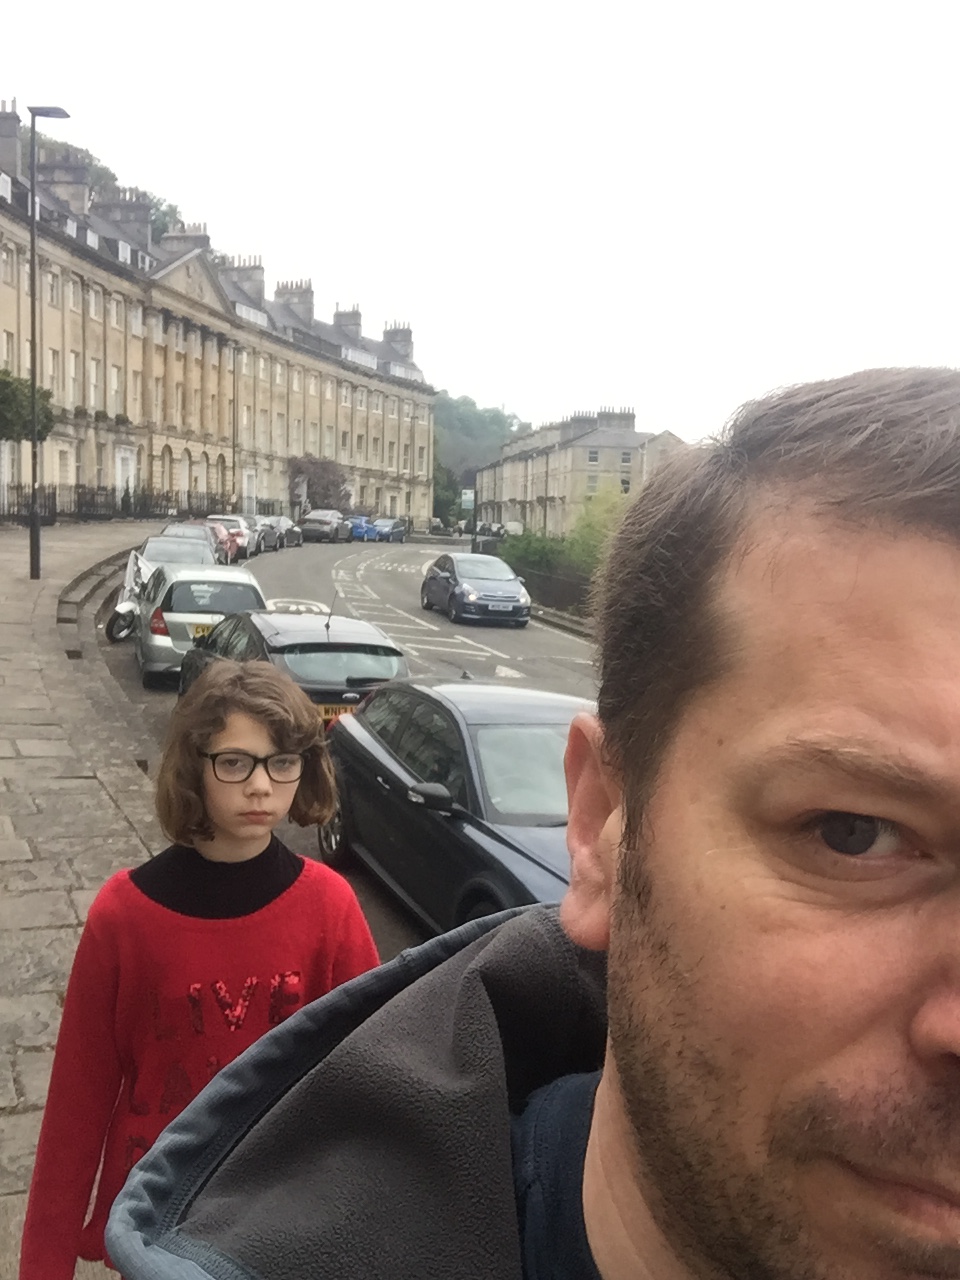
[518,576,526,585]
[406,782,454,812]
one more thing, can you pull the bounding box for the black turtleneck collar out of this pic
[129,834,304,919]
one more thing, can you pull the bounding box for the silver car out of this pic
[300,510,352,543]
[134,565,266,688]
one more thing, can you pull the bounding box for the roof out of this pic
[247,612,403,651]
[156,565,260,585]
[404,680,595,724]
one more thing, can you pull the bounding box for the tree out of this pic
[288,456,352,512]
[21,127,181,246]
[432,461,460,524]
[565,485,629,574]
[433,392,520,481]
[0,370,55,443]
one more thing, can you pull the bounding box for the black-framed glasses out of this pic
[201,751,305,784]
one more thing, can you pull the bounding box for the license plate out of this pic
[487,602,513,612]
[191,624,213,637]
[321,704,355,719]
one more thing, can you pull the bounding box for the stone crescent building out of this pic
[476,408,685,537]
[0,99,435,523]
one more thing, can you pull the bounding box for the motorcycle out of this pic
[105,550,151,643]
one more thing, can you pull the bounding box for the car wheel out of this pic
[273,537,281,552]
[106,610,135,643]
[141,670,163,691]
[514,619,529,628]
[420,586,433,611]
[447,596,460,624]
[332,529,340,543]
[317,808,352,868]
[460,898,502,925]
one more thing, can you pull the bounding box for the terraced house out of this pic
[0,100,436,524]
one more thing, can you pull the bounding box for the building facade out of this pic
[475,409,685,537]
[0,100,435,523]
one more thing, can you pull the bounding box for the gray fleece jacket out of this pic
[106,905,607,1279]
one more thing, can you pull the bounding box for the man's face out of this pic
[564,511,960,1280]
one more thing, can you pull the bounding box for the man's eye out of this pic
[816,812,900,857]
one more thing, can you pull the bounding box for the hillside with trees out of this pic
[433,391,521,484]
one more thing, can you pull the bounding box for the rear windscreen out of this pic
[163,582,264,614]
[279,644,405,684]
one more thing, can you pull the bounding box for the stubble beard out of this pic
[606,844,960,1280]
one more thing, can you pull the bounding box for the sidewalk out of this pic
[0,521,164,1279]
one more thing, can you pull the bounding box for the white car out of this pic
[134,564,266,689]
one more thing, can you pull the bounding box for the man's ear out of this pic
[560,713,621,952]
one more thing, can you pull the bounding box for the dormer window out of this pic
[117,241,131,265]
[65,217,77,238]
[85,229,99,249]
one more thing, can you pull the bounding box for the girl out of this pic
[20,660,379,1279]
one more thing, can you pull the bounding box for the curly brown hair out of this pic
[155,659,336,844]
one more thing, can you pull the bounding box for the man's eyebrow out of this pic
[755,739,954,800]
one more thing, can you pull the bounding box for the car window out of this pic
[223,619,263,660]
[472,723,570,823]
[394,701,469,807]
[142,539,215,564]
[164,581,264,615]
[207,616,242,655]
[145,568,166,601]
[435,556,450,574]
[454,556,515,581]
[359,689,414,750]
[279,644,405,685]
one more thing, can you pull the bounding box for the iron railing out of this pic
[0,484,240,525]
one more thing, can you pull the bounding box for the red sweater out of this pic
[20,858,379,1279]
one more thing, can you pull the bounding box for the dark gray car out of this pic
[420,552,531,626]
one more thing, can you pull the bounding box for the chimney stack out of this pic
[220,255,265,307]
[0,98,21,182]
[90,186,154,250]
[334,303,362,342]
[158,222,211,257]
[36,145,91,217]
[275,278,314,326]
[384,321,413,362]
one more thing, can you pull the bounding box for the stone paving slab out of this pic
[0,521,164,1279]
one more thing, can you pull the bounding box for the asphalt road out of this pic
[98,540,597,960]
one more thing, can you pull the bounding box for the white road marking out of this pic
[494,665,523,678]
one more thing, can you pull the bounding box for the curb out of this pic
[531,607,593,639]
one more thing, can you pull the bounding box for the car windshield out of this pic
[212,518,243,531]
[472,723,570,823]
[142,540,214,564]
[165,582,264,614]
[374,519,394,528]
[161,525,208,539]
[278,644,405,685]
[455,556,516,581]
[306,511,339,521]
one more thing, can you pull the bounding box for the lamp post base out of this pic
[28,507,41,580]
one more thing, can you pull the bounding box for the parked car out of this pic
[137,536,217,570]
[300,510,352,543]
[248,515,283,554]
[421,552,531,626]
[318,681,592,932]
[178,611,408,723]
[133,565,266,689]
[347,515,380,542]
[264,515,303,548]
[372,517,406,543]
[206,514,257,559]
[159,521,231,564]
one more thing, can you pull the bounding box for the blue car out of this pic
[373,517,406,543]
[348,516,380,542]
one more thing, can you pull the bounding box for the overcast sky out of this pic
[6,1,959,441]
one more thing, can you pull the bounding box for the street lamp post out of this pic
[27,105,70,580]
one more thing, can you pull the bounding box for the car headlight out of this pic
[519,588,531,605]
[463,588,479,603]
